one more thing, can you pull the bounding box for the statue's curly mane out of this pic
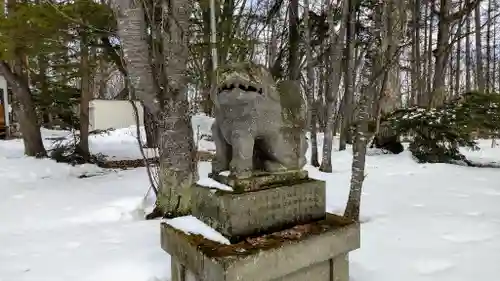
[215,62,275,97]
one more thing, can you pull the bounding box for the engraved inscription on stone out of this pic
[192,180,325,238]
[229,181,325,236]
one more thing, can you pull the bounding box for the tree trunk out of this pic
[201,1,214,116]
[475,3,485,92]
[425,1,434,105]
[303,0,318,167]
[455,25,461,96]
[38,53,51,126]
[448,46,454,99]
[344,87,369,221]
[431,0,451,107]
[492,5,497,93]
[421,2,428,105]
[339,0,356,151]
[288,0,300,81]
[268,14,278,69]
[411,0,421,105]
[0,62,46,157]
[157,0,197,217]
[465,0,472,91]
[320,0,347,172]
[143,105,157,148]
[79,32,91,162]
[432,0,477,104]
[1,0,45,157]
[112,0,158,114]
[486,0,492,92]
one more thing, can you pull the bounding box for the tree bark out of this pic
[455,25,461,96]
[143,105,157,147]
[157,0,197,217]
[486,0,492,92]
[475,2,485,92]
[303,0,318,167]
[426,1,434,105]
[466,0,472,91]
[288,0,300,81]
[112,0,158,114]
[79,31,91,162]
[0,62,46,157]
[344,87,369,221]
[411,0,421,105]
[339,0,356,151]
[320,0,347,172]
[431,0,451,107]
[1,0,45,157]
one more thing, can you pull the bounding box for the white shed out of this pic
[89,99,144,131]
[0,75,10,126]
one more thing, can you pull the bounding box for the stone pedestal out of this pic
[209,170,309,192]
[161,214,360,281]
[192,177,325,241]
[161,173,360,281]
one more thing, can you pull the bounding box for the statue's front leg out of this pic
[299,132,308,168]
[211,122,230,174]
[230,131,254,179]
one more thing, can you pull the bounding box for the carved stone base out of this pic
[209,170,309,193]
[161,214,360,281]
[192,178,325,240]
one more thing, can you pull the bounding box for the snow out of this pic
[164,216,231,245]
[218,170,230,176]
[196,177,233,191]
[36,113,214,162]
[1,115,500,281]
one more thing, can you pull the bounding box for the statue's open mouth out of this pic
[217,84,264,95]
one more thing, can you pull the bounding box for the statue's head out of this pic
[212,62,280,108]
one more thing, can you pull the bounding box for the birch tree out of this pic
[475,1,485,92]
[320,0,347,172]
[303,0,319,167]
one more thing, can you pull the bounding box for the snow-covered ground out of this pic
[1,115,500,281]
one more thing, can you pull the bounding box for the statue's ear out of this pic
[276,80,304,115]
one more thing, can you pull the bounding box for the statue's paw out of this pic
[264,161,288,173]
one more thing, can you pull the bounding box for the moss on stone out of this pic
[161,213,357,259]
[209,170,309,193]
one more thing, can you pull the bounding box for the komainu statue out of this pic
[210,62,307,179]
